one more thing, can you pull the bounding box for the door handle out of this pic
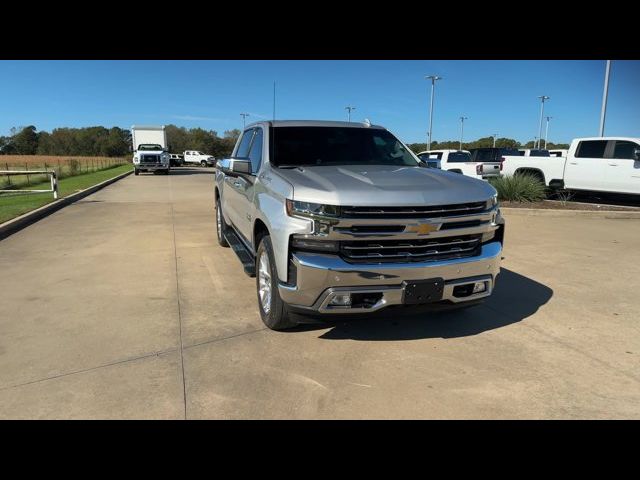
[233,180,242,187]
[569,162,577,165]
[608,163,618,166]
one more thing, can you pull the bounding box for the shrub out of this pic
[68,159,80,176]
[489,174,547,202]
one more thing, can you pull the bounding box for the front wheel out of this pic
[134,169,139,176]
[201,160,207,167]
[215,200,229,247]
[256,236,296,330]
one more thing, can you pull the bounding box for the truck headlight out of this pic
[286,200,340,218]
[486,195,498,210]
[291,236,339,252]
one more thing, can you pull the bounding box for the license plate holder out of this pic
[402,278,444,305]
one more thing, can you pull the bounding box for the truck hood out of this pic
[273,164,496,206]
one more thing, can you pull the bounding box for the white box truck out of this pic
[131,125,170,175]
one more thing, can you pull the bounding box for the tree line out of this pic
[407,136,569,153]
[0,125,242,158]
[1,125,568,158]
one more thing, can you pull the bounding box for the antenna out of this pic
[273,81,276,120]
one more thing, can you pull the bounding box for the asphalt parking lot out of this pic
[0,167,639,419]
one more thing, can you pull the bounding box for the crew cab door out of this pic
[184,151,194,164]
[564,140,611,192]
[223,128,256,240]
[607,140,640,194]
[232,126,264,244]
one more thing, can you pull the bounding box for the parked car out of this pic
[500,137,640,195]
[467,147,522,163]
[416,149,501,180]
[215,120,504,330]
[169,154,184,166]
[184,150,215,167]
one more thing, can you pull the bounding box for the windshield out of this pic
[138,144,163,151]
[271,127,418,167]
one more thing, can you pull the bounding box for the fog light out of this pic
[329,294,352,307]
[472,282,487,294]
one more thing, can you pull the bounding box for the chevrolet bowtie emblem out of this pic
[406,223,439,235]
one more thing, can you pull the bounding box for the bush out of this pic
[489,174,547,202]
[68,159,80,176]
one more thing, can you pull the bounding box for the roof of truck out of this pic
[572,136,640,142]
[246,120,386,129]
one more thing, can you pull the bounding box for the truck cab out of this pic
[416,149,501,180]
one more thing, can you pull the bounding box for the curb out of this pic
[0,168,133,241]
[501,207,640,219]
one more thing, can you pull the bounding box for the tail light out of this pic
[476,164,482,175]
[499,157,505,171]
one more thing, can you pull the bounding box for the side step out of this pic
[224,227,256,277]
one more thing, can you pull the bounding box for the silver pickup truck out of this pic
[215,121,504,330]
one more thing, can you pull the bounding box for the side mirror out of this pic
[634,148,640,161]
[232,158,251,175]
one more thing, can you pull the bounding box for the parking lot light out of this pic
[345,106,356,122]
[425,75,442,150]
[544,116,553,149]
[537,95,550,149]
[240,113,250,129]
[599,60,611,137]
[459,116,468,150]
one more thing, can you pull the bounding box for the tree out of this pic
[13,125,39,154]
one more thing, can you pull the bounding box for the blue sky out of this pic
[0,60,638,144]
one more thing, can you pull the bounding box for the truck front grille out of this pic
[341,201,486,219]
[339,234,482,263]
[140,154,160,164]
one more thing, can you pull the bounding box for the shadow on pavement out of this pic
[291,268,552,341]
[168,168,215,176]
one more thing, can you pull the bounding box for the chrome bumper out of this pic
[278,241,502,313]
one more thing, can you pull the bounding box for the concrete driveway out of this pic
[0,167,638,419]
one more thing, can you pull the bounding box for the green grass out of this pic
[0,164,133,224]
[489,173,547,203]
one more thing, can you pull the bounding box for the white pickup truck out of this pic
[183,150,216,167]
[416,149,502,180]
[501,137,640,195]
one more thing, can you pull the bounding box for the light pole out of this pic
[536,95,550,149]
[544,116,552,149]
[425,75,442,150]
[345,106,356,122]
[240,113,250,129]
[492,133,499,148]
[599,60,611,137]
[459,116,468,150]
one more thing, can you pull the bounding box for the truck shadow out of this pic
[169,168,216,175]
[303,268,552,341]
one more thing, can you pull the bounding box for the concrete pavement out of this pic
[0,167,638,418]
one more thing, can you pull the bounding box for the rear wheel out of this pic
[256,236,296,330]
[215,200,229,247]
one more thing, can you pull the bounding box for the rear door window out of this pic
[447,151,472,162]
[576,140,608,158]
[612,140,639,159]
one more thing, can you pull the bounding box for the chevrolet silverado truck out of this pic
[215,121,505,330]
[501,137,640,194]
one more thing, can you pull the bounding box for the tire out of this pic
[134,169,139,176]
[256,236,297,330]
[215,200,229,248]
[201,160,207,167]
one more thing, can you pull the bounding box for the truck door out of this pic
[223,129,255,236]
[607,140,640,194]
[564,140,610,192]
[233,126,264,244]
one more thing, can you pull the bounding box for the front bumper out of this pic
[136,163,169,171]
[278,241,502,314]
